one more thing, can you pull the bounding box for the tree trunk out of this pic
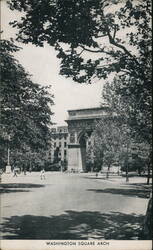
[147,162,150,185]
[140,196,152,239]
[147,150,152,185]
[125,142,130,182]
[138,167,141,176]
[126,163,129,182]
[106,166,110,179]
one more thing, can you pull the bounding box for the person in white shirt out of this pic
[40,168,45,180]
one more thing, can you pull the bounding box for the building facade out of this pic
[51,126,69,167]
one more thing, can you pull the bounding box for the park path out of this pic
[0,172,151,239]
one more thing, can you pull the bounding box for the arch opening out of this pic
[78,130,93,172]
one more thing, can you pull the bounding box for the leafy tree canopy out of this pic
[7,0,152,144]
[6,0,152,155]
[8,0,151,84]
[0,39,54,156]
[102,75,152,144]
[92,115,124,171]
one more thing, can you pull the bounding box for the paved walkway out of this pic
[0,172,152,240]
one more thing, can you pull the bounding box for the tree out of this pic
[141,196,152,240]
[103,151,115,178]
[102,77,152,183]
[92,114,124,178]
[10,146,50,171]
[0,39,54,168]
[86,142,95,172]
[8,0,151,82]
[103,75,152,144]
[92,109,139,181]
[7,0,152,144]
[6,0,151,84]
[6,0,152,177]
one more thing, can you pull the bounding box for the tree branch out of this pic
[113,25,117,40]
[95,34,107,38]
[78,48,85,56]
[80,45,104,53]
[107,29,140,66]
[80,45,112,55]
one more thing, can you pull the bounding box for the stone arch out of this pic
[65,107,109,172]
[77,129,93,143]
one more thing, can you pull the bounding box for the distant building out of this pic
[51,126,68,166]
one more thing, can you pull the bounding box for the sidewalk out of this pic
[88,173,152,186]
[1,171,152,185]
[0,171,151,240]
[0,171,43,184]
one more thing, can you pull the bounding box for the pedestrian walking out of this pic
[13,168,18,177]
[40,168,45,180]
[24,168,27,175]
[95,167,99,178]
[96,172,98,178]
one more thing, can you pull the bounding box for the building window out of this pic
[54,142,56,148]
[59,142,61,147]
[70,111,76,116]
[64,142,67,148]
[59,135,62,140]
[64,150,67,156]
[53,134,57,140]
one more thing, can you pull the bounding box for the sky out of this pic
[1,0,105,126]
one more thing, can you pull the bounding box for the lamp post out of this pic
[2,107,20,173]
[126,155,129,182]
[6,134,12,173]
[125,130,130,183]
[122,125,131,182]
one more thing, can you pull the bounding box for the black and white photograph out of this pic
[0,0,152,249]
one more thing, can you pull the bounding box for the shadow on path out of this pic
[127,183,152,189]
[0,189,30,194]
[81,176,107,180]
[87,188,151,199]
[0,211,146,240]
[0,183,45,194]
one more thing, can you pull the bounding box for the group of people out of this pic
[12,167,46,179]
[13,167,27,177]
[13,167,28,177]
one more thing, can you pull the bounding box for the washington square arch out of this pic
[65,106,110,172]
